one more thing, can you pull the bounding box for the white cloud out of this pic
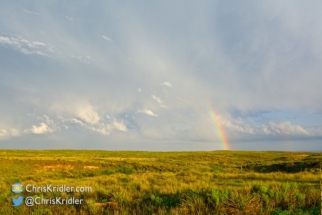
[10,128,21,137]
[70,55,90,63]
[138,88,142,92]
[90,124,113,135]
[0,129,8,138]
[19,48,46,56]
[222,119,255,135]
[102,36,113,42]
[162,82,172,87]
[307,126,322,136]
[113,120,127,131]
[76,105,100,124]
[0,35,47,55]
[137,108,158,116]
[85,120,127,135]
[264,121,310,136]
[92,120,127,135]
[220,118,313,140]
[25,123,53,134]
[32,41,46,46]
[43,115,54,125]
[0,128,21,139]
[160,105,169,108]
[152,95,162,104]
[0,36,18,45]
[66,118,86,126]
[23,9,39,15]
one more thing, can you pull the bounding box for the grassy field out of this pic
[0,150,321,215]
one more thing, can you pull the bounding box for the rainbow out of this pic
[207,101,230,150]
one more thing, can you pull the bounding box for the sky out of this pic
[0,1,321,151]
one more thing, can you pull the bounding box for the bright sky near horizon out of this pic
[0,1,321,151]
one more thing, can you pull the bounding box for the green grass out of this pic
[0,150,321,214]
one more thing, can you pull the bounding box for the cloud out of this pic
[66,118,86,126]
[0,129,8,138]
[102,36,113,42]
[91,120,127,135]
[263,121,310,136]
[160,105,169,108]
[162,82,172,87]
[152,94,168,108]
[10,128,21,137]
[152,95,162,104]
[307,126,322,136]
[31,41,45,47]
[220,117,315,141]
[113,120,127,131]
[0,127,21,139]
[137,108,158,116]
[70,55,90,63]
[0,36,18,45]
[76,105,100,125]
[66,116,127,136]
[222,119,255,135]
[24,123,53,134]
[0,35,47,55]
[0,36,45,48]
[23,8,39,15]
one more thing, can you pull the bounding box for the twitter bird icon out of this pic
[12,196,23,206]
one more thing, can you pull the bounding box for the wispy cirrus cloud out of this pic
[22,8,39,15]
[102,36,113,42]
[65,16,73,20]
[152,95,162,104]
[0,35,47,56]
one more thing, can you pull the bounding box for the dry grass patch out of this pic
[43,164,74,169]
[84,165,99,169]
